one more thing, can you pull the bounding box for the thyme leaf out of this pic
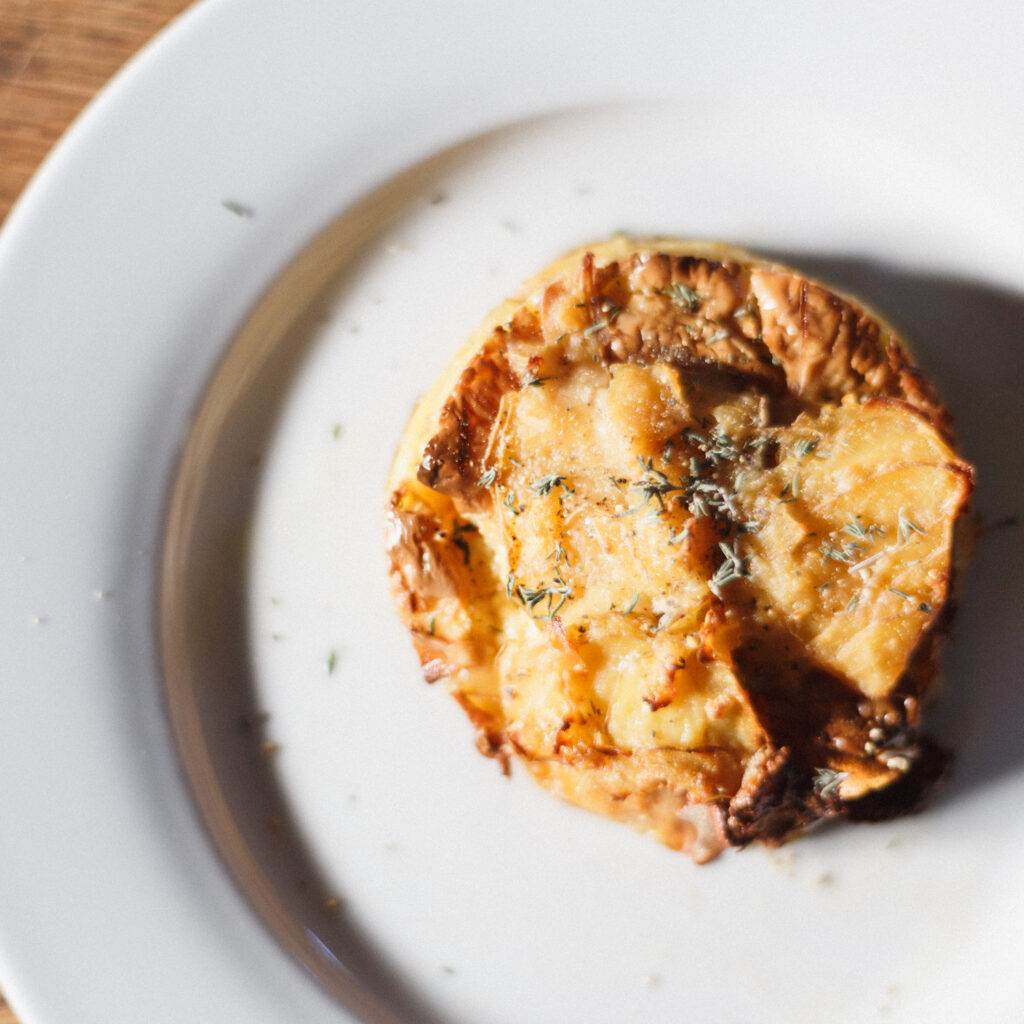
[667,523,691,545]
[662,282,701,311]
[709,540,749,597]
[530,474,567,496]
[503,492,524,516]
[897,508,925,545]
[514,574,573,620]
[631,459,685,511]
[780,468,801,499]
[813,767,848,798]
[651,610,674,633]
[550,541,570,567]
[820,538,863,565]
[583,305,623,336]
[794,436,820,457]
[843,515,884,540]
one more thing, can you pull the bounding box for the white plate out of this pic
[2,3,1024,1023]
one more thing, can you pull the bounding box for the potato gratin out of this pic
[385,238,974,862]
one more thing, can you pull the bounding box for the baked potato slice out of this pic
[385,238,974,862]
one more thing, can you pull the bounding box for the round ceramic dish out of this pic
[2,2,1024,1022]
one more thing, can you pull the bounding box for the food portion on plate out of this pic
[385,237,974,863]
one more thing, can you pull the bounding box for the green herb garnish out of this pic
[897,508,925,545]
[514,573,573,620]
[667,523,691,546]
[813,767,848,798]
[583,305,623,336]
[709,540,749,597]
[503,492,524,516]
[631,457,685,511]
[780,468,801,499]
[530,474,568,496]
[550,541,570,567]
[662,282,701,311]
[821,537,864,565]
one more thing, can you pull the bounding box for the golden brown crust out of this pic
[385,237,974,862]
[417,330,519,509]
[750,268,954,436]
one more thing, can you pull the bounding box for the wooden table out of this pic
[0,2,196,1016]
[1,0,194,223]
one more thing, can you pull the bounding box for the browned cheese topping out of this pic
[385,240,974,862]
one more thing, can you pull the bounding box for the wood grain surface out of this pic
[1,0,194,224]
[0,2,195,1017]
